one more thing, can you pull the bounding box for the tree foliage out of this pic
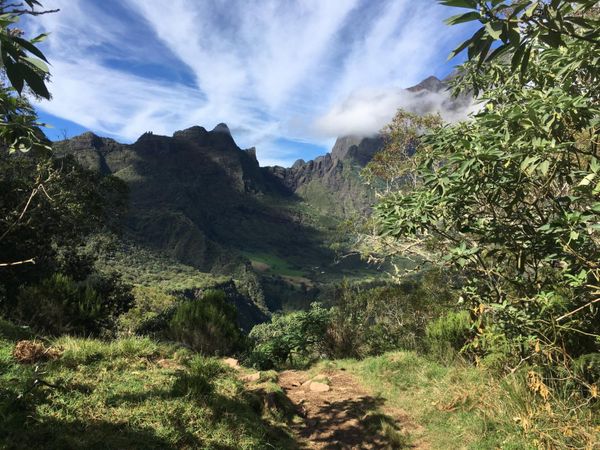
[442,0,599,91]
[0,0,56,154]
[248,303,331,369]
[169,290,243,356]
[373,0,599,386]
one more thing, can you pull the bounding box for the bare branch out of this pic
[0,258,35,267]
[556,297,600,322]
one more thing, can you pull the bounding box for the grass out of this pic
[240,251,307,278]
[0,326,297,449]
[321,352,599,449]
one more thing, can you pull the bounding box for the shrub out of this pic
[169,290,242,356]
[117,286,176,335]
[13,273,133,336]
[425,311,472,361]
[324,272,456,358]
[248,303,331,369]
[573,353,600,386]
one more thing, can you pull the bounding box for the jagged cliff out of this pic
[264,135,383,217]
[55,123,330,274]
[56,75,461,288]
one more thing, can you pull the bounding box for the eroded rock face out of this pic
[261,75,471,219]
[263,134,384,217]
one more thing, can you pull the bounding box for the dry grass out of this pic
[12,340,61,364]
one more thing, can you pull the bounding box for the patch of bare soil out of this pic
[278,369,423,449]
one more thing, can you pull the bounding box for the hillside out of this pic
[3,2,600,449]
[54,76,454,306]
[53,115,400,318]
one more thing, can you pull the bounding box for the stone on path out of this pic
[309,381,331,392]
[223,357,240,370]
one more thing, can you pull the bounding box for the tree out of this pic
[0,0,56,101]
[372,0,599,381]
[0,1,60,269]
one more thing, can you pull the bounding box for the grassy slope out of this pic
[320,352,599,449]
[0,320,296,450]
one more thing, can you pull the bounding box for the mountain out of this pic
[264,135,383,217]
[263,75,472,218]
[57,123,329,270]
[54,75,458,318]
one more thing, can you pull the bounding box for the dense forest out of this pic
[1,1,598,448]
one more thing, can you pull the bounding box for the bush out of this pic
[248,303,331,369]
[13,273,133,336]
[117,286,176,335]
[573,353,600,385]
[172,355,229,397]
[324,272,457,358]
[169,290,242,356]
[425,311,472,361]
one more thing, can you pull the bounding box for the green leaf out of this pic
[12,36,49,62]
[578,173,595,186]
[520,46,532,80]
[22,56,49,73]
[525,1,539,17]
[538,160,550,176]
[449,27,484,59]
[20,63,50,99]
[439,0,477,9]
[539,30,563,48]
[4,58,24,94]
[511,43,526,71]
[485,22,503,39]
[445,11,480,25]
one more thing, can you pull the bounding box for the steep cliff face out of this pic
[56,74,463,276]
[55,124,330,272]
[264,135,383,217]
[262,75,470,219]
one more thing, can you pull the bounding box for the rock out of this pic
[223,358,240,370]
[309,381,331,392]
[301,379,313,388]
[242,372,261,382]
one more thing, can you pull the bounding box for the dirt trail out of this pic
[278,369,423,449]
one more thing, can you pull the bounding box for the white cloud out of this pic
[26,0,473,166]
[314,84,476,137]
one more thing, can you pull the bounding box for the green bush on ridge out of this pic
[169,290,243,356]
[13,272,133,336]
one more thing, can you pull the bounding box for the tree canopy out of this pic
[372,0,599,382]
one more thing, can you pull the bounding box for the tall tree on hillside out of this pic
[372,0,599,380]
[0,0,57,269]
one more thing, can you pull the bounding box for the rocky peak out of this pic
[171,124,238,151]
[212,123,231,135]
[69,131,106,150]
[407,75,445,93]
[330,135,384,165]
[172,125,209,142]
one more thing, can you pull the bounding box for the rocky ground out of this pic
[225,357,425,449]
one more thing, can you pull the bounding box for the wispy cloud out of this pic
[27,0,473,166]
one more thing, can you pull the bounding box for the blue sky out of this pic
[27,0,477,166]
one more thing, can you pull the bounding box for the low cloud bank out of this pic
[314,84,476,138]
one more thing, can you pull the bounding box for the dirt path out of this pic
[278,369,421,449]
